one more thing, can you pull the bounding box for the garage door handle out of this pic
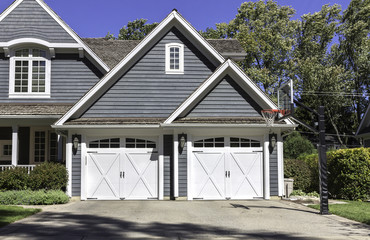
[120,171,125,178]
[228,171,230,178]
[225,171,230,178]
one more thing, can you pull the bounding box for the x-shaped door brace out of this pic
[194,153,225,198]
[230,153,260,196]
[125,153,156,197]
[89,153,120,198]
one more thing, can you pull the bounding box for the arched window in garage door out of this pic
[89,138,120,148]
[125,138,156,148]
[193,137,224,148]
[230,138,260,148]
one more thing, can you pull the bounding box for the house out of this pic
[0,0,296,200]
[356,104,370,147]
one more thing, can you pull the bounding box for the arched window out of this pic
[165,43,184,74]
[9,48,51,98]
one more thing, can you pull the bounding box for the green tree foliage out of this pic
[106,19,158,40]
[283,132,315,159]
[335,0,370,126]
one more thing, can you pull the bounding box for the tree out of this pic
[335,0,370,126]
[233,0,299,94]
[105,19,158,40]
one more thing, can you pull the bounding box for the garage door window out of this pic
[89,138,120,148]
[126,138,156,148]
[230,137,260,148]
[194,137,224,148]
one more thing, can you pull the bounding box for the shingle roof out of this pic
[0,104,72,116]
[65,118,166,125]
[82,38,246,69]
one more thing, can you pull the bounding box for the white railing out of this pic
[0,165,36,174]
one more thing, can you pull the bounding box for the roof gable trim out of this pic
[54,10,226,126]
[356,104,370,136]
[164,59,288,124]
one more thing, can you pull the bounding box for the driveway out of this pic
[0,200,369,239]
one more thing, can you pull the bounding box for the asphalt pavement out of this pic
[0,199,369,239]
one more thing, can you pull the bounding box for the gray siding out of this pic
[163,135,173,197]
[270,144,278,196]
[0,0,76,43]
[72,137,81,196]
[0,54,102,103]
[187,76,262,118]
[81,28,216,118]
[178,134,187,197]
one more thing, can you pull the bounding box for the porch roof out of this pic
[0,104,72,116]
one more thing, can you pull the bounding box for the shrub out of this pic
[327,148,370,200]
[297,153,320,193]
[28,162,68,191]
[284,158,312,192]
[284,132,316,159]
[0,190,69,205]
[0,167,29,191]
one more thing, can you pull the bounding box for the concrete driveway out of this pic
[0,200,369,240]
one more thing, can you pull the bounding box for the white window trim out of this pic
[9,47,51,98]
[29,127,56,164]
[165,43,184,74]
[0,140,12,161]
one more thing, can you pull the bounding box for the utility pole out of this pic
[318,106,329,214]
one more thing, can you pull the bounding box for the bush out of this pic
[0,190,69,205]
[328,148,370,200]
[28,162,68,191]
[0,167,29,191]
[297,153,320,193]
[284,132,316,159]
[284,158,312,191]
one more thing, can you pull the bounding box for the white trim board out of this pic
[164,59,294,125]
[0,0,109,73]
[54,10,225,127]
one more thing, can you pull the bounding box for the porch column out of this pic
[263,133,270,199]
[11,125,19,166]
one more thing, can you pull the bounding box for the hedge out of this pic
[0,162,68,192]
[285,148,370,200]
[0,190,69,205]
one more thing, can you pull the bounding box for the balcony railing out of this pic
[0,165,36,174]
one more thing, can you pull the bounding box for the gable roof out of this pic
[0,0,109,72]
[164,59,294,125]
[82,38,246,69]
[356,104,370,136]
[55,10,229,126]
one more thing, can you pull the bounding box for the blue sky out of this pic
[0,0,351,38]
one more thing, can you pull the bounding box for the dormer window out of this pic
[165,43,184,74]
[9,48,51,98]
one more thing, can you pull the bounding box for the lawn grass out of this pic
[308,201,370,225]
[0,205,41,228]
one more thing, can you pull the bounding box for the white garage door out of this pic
[192,137,263,200]
[86,137,158,200]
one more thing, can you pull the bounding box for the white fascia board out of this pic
[51,124,161,129]
[356,104,370,136]
[0,0,23,22]
[55,10,225,127]
[34,0,109,72]
[0,38,81,49]
[160,123,298,128]
[0,115,61,119]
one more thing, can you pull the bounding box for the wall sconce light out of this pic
[178,133,186,154]
[72,135,79,155]
[269,133,277,153]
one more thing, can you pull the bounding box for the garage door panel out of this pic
[193,152,226,199]
[124,152,158,199]
[87,152,120,199]
[229,152,263,199]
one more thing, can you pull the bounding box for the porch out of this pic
[0,126,65,169]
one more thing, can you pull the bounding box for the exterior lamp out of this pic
[72,135,79,155]
[269,133,277,153]
[178,133,186,154]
